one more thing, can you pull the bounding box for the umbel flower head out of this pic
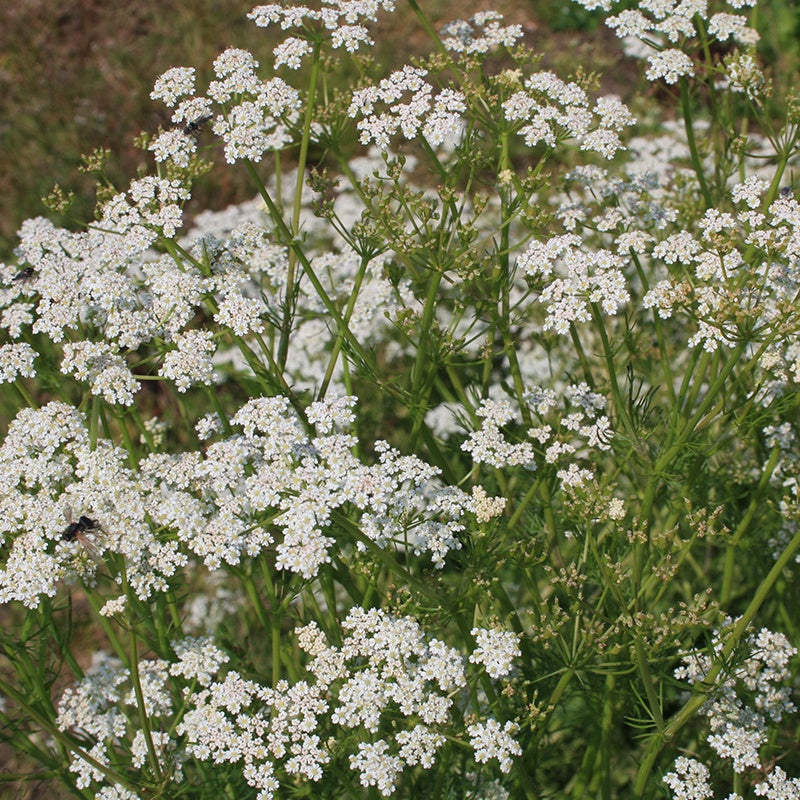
[0,395,505,607]
[54,609,521,797]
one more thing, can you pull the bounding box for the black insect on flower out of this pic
[10,267,35,284]
[62,514,98,542]
[61,510,104,563]
[182,113,214,138]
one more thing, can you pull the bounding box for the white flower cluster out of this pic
[0,182,215,389]
[0,184,313,403]
[348,66,467,148]
[502,71,635,158]
[470,485,507,523]
[440,11,524,54]
[5,207,151,345]
[467,719,523,774]
[248,0,398,64]
[723,51,765,98]
[643,181,800,353]
[149,127,199,168]
[663,756,713,800]
[664,621,798,796]
[103,609,520,798]
[469,627,521,679]
[149,50,302,166]
[461,398,537,469]
[88,393,500,582]
[2,163,416,405]
[0,404,192,607]
[516,232,631,334]
[150,66,196,107]
[645,49,694,84]
[240,396,502,572]
[56,639,226,790]
[61,341,140,406]
[572,0,759,85]
[214,75,301,163]
[461,384,612,493]
[561,124,689,235]
[160,329,217,391]
[102,177,188,243]
[0,342,36,382]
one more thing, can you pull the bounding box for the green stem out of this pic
[633,637,664,731]
[721,444,782,605]
[591,303,637,444]
[13,378,37,408]
[600,672,614,800]
[244,161,372,372]
[570,323,596,388]
[279,41,322,371]
[679,77,713,207]
[405,0,451,59]
[127,613,163,781]
[630,251,676,405]
[272,619,282,688]
[633,522,800,795]
[318,254,371,400]
[88,395,101,450]
[408,267,444,446]
[639,341,748,537]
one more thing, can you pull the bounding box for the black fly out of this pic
[62,515,98,542]
[182,113,213,138]
[61,509,104,563]
[10,267,35,284]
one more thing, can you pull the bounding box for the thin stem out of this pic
[634,522,800,795]
[279,41,322,370]
[679,77,713,207]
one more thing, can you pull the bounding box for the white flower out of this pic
[469,486,507,523]
[557,463,594,488]
[663,757,713,800]
[348,66,466,148]
[725,52,765,98]
[607,10,651,38]
[708,12,752,43]
[395,725,445,768]
[440,12,523,54]
[151,66,196,106]
[646,49,694,84]
[349,740,403,797]
[273,36,312,69]
[160,330,216,391]
[214,290,266,336]
[332,24,373,52]
[0,342,36,382]
[754,767,800,798]
[208,48,262,102]
[61,341,140,406]
[307,395,358,434]
[170,637,230,686]
[149,128,197,168]
[215,78,300,163]
[467,719,522,773]
[469,628,520,678]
